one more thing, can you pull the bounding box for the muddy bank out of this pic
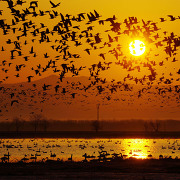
[1,159,180,178]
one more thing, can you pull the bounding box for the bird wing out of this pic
[49,0,55,6]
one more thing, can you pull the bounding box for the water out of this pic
[0,138,180,162]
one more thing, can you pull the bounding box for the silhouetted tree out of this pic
[13,117,24,134]
[30,114,43,133]
[150,120,161,133]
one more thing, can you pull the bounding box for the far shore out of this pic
[1,131,180,139]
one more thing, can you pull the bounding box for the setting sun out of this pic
[129,40,146,56]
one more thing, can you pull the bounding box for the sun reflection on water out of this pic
[121,139,152,159]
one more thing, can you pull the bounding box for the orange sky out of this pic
[0,0,180,121]
[0,0,180,83]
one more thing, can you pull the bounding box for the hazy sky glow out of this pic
[0,0,180,121]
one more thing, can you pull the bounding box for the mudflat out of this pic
[1,159,180,179]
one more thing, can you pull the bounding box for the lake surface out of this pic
[0,138,180,162]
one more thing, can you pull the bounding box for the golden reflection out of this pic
[122,139,151,159]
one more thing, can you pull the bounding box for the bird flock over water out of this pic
[1,138,180,163]
[0,0,180,117]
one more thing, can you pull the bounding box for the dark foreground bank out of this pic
[1,159,180,179]
[1,131,180,139]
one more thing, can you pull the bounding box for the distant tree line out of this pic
[0,115,180,132]
[0,114,102,133]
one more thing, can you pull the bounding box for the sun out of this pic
[129,40,146,56]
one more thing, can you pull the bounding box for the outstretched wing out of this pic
[49,0,55,7]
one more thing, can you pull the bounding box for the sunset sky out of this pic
[0,0,180,121]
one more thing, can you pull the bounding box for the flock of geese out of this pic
[1,139,180,163]
[0,0,180,117]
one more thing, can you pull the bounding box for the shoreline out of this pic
[1,159,180,178]
[1,131,180,139]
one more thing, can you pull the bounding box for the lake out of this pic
[0,138,180,162]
